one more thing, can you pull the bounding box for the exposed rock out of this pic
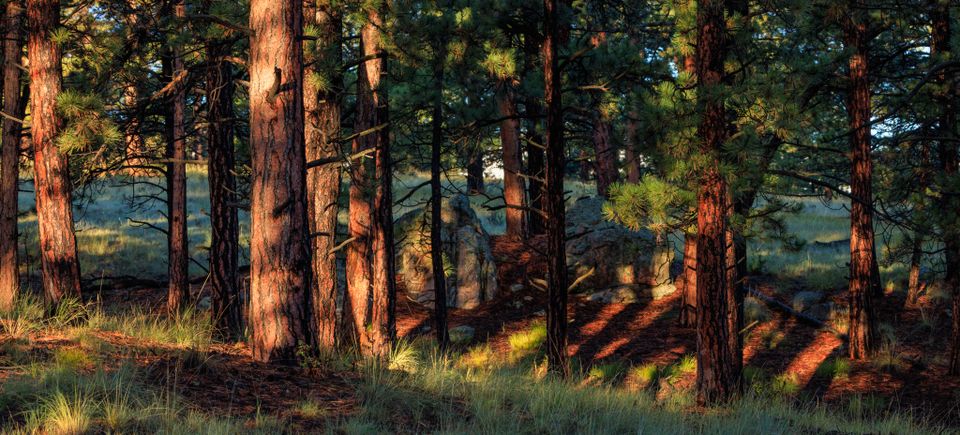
[806,302,835,322]
[449,325,475,344]
[566,197,676,298]
[650,283,678,300]
[586,286,639,304]
[791,291,824,313]
[396,194,498,309]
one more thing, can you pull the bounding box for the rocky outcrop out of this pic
[396,194,498,309]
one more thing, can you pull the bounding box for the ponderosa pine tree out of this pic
[497,79,526,240]
[0,0,23,311]
[28,0,81,306]
[430,27,450,351]
[304,0,342,350]
[204,1,241,338]
[163,0,189,312]
[248,0,313,362]
[694,0,739,405]
[543,0,569,376]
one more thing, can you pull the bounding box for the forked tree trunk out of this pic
[0,1,23,311]
[932,0,960,375]
[205,13,241,338]
[430,38,449,351]
[543,0,569,376]
[679,233,697,327]
[27,0,81,306]
[164,0,189,312]
[497,81,526,240]
[304,0,342,350]
[694,0,739,405]
[843,0,879,360]
[592,111,617,198]
[248,0,313,362]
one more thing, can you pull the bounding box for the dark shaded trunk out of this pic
[907,236,923,305]
[466,152,484,194]
[164,0,189,312]
[304,0,342,350]
[123,84,148,175]
[497,81,526,240]
[843,1,879,360]
[248,0,313,362]
[679,232,697,327]
[430,39,449,351]
[724,192,742,379]
[205,10,241,339]
[592,111,617,198]
[0,1,23,311]
[624,115,640,184]
[524,35,545,237]
[543,0,568,376]
[694,0,739,405]
[28,0,81,306]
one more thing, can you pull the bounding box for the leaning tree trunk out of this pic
[497,81,526,240]
[305,0,343,350]
[164,0,189,312]
[694,0,740,405]
[932,0,960,375]
[843,1,879,360]
[248,0,313,362]
[543,0,569,376]
[28,0,81,307]
[0,1,23,311]
[205,16,241,338]
[430,38,449,351]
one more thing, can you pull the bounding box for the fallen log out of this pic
[746,286,841,335]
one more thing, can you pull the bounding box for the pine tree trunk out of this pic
[122,84,148,175]
[543,0,568,376]
[906,235,923,305]
[592,112,617,198]
[430,39,449,351]
[466,153,484,194]
[28,0,81,307]
[497,81,526,240]
[524,34,545,237]
[304,0,342,350]
[164,0,189,312]
[694,0,739,405]
[843,1,879,360]
[248,0,313,362]
[0,1,23,311]
[624,115,640,184]
[679,232,697,327]
[205,15,241,339]
[932,0,960,375]
[724,192,743,381]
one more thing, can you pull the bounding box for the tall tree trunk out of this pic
[366,4,395,357]
[430,38,449,351]
[248,0,313,362]
[624,115,640,183]
[843,1,878,360]
[304,0,342,350]
[679,232,697,327]
[466,152,484,194]
[28,0,81,306]
[498,81,526,240]
[164,0,189,312]
[123,84,148,175]
[543,0,568,376]
[0,1,23,311]
[592,111,617,198]
[932,0,960,375]
[694,0,739,405]
[524,35,545,237]
[205,11,241,338]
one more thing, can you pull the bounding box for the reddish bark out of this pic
[543,0,569,376]
[28,0,81,306]
[0,1,23,310]
[624,115,640,184]
[248,0,313,362]
[497,81,526,240]
[592,111,617,198]
[679,233,697,327]
[304,0,342,350]
[205,10,241,338]
[694,0,740,404]
[164,0,189,312]
[842,1,879,360]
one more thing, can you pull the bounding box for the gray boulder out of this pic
[396,194,498,309]
[791,291,824,313]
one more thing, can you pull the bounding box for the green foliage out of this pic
[56,90,122,155]
[603,175,695,234]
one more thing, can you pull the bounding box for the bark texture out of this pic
[679,233,697,327]
[304,0,342,350]
[164,0,189,312]
[0,1,23,310]
[28,0,81,306]
[248,0,313,362]
[497,81,526,240]
[592,111,617,198]
[430,39,449,350]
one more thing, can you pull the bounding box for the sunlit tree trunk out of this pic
[694,0,739,405]
[164,0,189,312]
[679,233,697,327]
[842,0,879,360]
[205,3,241,339]
[28,0,81,307]
[543,0,569,376]
[498,81,526,240]
[0,1,23,311]
[248,0,313,362]
[304,0,342,350]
